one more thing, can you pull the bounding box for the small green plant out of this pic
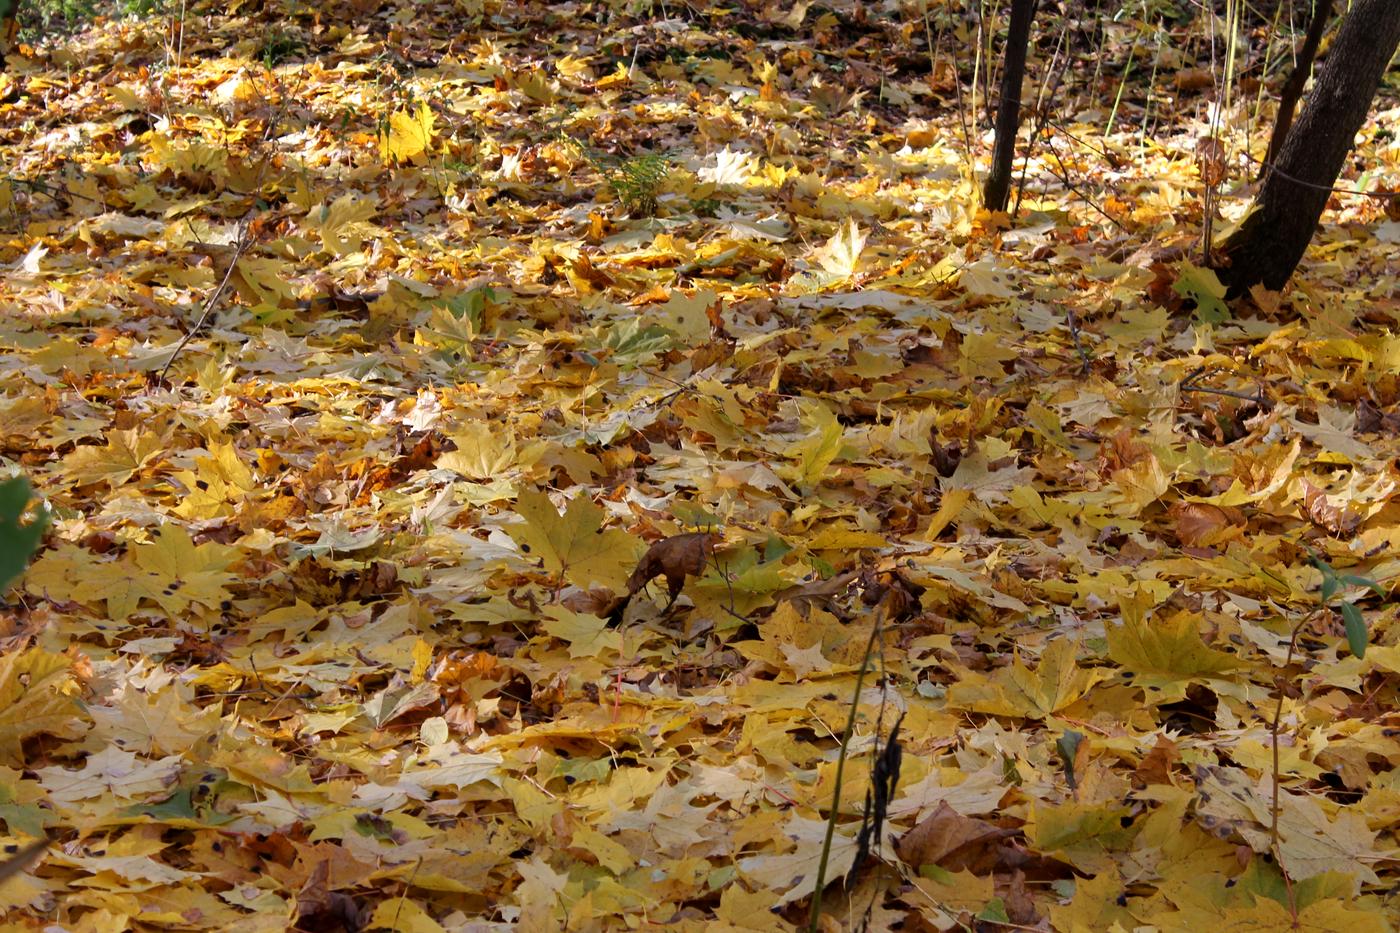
[259,27,304,69]
[689,195,721,217]
[16,0,95,41]
[558,134,671,218]
[1265,551,1384,921]
[17,0,163,42]
[606,151,669,217]
[117,0,164,15]
[1310,553,1382,659]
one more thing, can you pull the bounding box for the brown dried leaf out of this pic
[772,568,860,618]
[1169,501,1246,548]
[1301,481,1361,535]
[896,800,1014,874]
[625,532,720,606]
[1134,734,1182,787]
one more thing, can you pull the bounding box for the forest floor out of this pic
[1,0,1399,929]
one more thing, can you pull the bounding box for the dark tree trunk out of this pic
[1260,0,1335,182]
[0,0,20,72]
[983,0,1038,213]
[1216,0,1400,295]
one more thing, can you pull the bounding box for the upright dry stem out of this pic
[807,614,884,933]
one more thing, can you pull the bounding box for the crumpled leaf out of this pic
[625,531,721,606]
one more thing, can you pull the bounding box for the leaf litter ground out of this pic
[1,1,1399,930]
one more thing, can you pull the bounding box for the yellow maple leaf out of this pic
[60,428,166,489]
[32,528,236,622]
[541,605,622,659]
[0,650,83,766]
[810,217,867,280]
[506,488,638,589]
[738,815,859,908]
[438,422,519,479]
[379,102,435,164]
[947,639,1104,719]
[1024,799,1134,874]
[133,525,238,617]
[1107,606,1240,702]
[783,402,845,489]
[957,330,1019,379]
[307,192,380,257]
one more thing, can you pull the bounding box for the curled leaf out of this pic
[625,531,721,608]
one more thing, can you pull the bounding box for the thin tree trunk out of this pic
[983,0,1038,213]
[1260,0,1335,182]
[0,0,20,72]
[1215,0,1400,295]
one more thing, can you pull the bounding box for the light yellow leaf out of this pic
[541,606,622,659]
[439,422,519,479]
[506,488,638,589]
[957,330,1019,379]
[810,218,867,280]
[947,639,1103,719]
[1025,799,1134,873]
[36,746,182,802]
[738,815,860,908]
[60,428,165,488]
[1107,602,1240,702]
[0,650,83,766]
[367,898,447,933]
[784,402,845,488]
[379,102,435,164]
[133,525,238,617]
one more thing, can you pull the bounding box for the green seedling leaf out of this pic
[1338,574,1385,597]
[1320,569,1339,604]
[977,898,1010,923]
[1340,602,1367,660]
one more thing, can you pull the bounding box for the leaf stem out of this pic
[807,613,883,933]
[1271,611,1311,926]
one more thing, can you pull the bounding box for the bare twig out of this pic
[923,1,976,190]
[1066,308,1091,375]
[1012,16,1070,218]
[807,608,886,933]
[1270,610,1315,926]
[1242,147,1396,200]
[0,838,48,886]
[1180,365,1269,407]
[155,89,290,385]
[157,218,254,385]
[1041,144,1128,232]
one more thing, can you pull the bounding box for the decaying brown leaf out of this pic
[772,569,860,618]
[625,531,722,607]
[1169,501,1246,548]
[896,800,1017,875]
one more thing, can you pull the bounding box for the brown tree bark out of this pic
[1216,0,1400,295]
[1260,0,1335,182]
[983,0,1039,213]
[0,0,20,72]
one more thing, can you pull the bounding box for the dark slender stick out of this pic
[157,220,253,385]
[808,611,884,932]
